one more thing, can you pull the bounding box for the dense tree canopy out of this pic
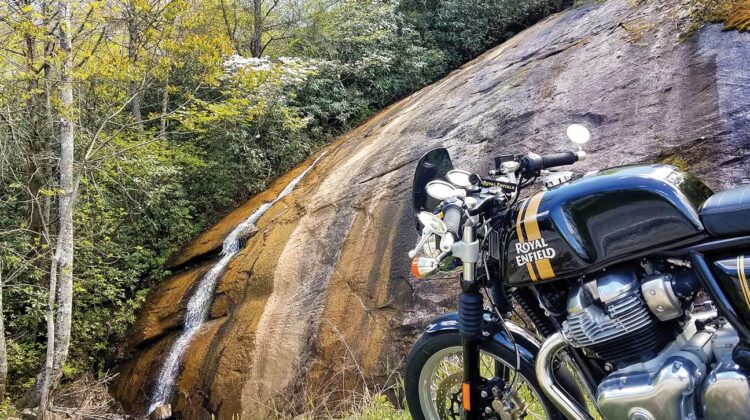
[0,0,569,408]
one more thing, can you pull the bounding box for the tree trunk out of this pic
[19,3,54,407]
[159,75,169,139]
[53,0,75,387]
[24,27,46,342]
[0,259,8,401]
[128,1,143,130]
[251,0,263,58]
[36,247,57,417]
[41,0,54,240]
[23,1,47,256]
[219,0,242,55]
[38,0,76,415]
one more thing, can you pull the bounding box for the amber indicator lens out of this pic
[462,382,471,411]
[411,256,438,278]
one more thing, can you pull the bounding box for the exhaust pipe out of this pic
[535,332,591,420]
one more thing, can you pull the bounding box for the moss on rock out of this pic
[725,0,750,30]
[695,0,750,32]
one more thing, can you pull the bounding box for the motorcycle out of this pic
[404,124,750,420]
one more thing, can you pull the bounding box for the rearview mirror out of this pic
[417,211,448,236]
[567,124,590,146]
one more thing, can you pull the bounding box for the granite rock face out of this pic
[111,0,750,417]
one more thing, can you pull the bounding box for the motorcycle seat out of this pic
[700,184,750,236]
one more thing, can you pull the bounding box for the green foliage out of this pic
[0,0,567,403]
[345,394,411,420]
[292,1,445,115]
[0,398,18,418]
[399,0,570,68]
[5,339,44,394]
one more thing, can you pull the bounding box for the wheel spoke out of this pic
[526,410,546,419]
[480,354,493,376]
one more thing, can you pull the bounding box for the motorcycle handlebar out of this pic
[522,151,580,173]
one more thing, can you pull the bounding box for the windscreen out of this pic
[412,148,453,231]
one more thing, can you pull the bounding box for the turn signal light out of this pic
[462,382,471,411]
[411,256,438,278]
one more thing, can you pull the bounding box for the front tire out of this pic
[405,331,562,420]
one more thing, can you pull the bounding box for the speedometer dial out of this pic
[446,170,473,188]
[425,180,464,200]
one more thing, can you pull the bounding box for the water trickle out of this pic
[147,152,327,415]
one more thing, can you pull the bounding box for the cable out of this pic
[481,231,520,400]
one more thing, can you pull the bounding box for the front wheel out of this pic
[405,331,562,420]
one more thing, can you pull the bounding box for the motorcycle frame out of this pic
[664,234,750,344]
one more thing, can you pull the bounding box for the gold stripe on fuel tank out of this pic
[516,198,528,243]
[522,193,544,240]
[527,262,538,282]
[523,192,556,281]
[738,256,750,308]
[739,256,750,306]
[515,198,538,281]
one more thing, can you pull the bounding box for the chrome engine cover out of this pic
[595,317,750,420]
[701,322,750,420]
[597,330,712,420]
[701,363,750,419]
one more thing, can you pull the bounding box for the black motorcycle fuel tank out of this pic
[504,164,713,286]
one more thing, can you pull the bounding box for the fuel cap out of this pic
[544,171,573,189]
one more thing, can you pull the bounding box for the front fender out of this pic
[423,310,541,368]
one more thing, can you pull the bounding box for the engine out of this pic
[562,268,681,368]
[561,262,750,420]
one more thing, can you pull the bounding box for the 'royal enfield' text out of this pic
[515,238,556,266]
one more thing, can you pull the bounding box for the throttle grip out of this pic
[523,151,579,173]
[442,205,463,235]
[541,151,578,168]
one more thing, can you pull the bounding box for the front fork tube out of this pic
[459,286,483,420]
[458,218,483,419]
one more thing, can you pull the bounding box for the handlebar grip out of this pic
[522,151,579,173]
[442,205,462,235]
[541,151,578,169]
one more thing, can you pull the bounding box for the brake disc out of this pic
[435,372,464,420]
